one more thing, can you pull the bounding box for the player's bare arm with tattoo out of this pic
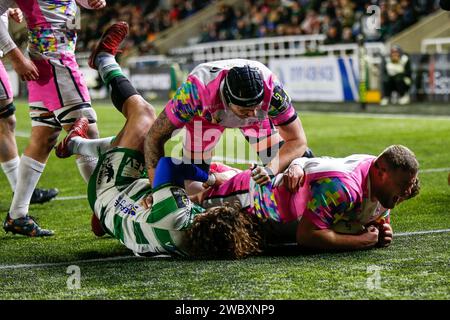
[144,110,178,184]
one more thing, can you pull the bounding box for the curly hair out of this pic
[183,203,262,259]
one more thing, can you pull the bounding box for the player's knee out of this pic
[140,103,157,123]
[130,103,156,131]
[30,130,60,153]
[0,114,16,134]
[123,95,155,118]
[46,133,60,151]
[86,123,100,139]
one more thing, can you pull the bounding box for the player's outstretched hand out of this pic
[8,8,23,23]
[283,164,305,192]
[361,225,380,248]
[88,0,106,9]
[377,223,393,247]
[250,164,271,186]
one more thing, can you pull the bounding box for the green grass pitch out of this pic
[0,100,449,299]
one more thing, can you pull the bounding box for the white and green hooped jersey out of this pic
[88,148,205,256]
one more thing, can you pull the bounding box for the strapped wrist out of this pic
[206,173,216,186]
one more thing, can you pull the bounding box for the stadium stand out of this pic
[4,0,446,105]
[77,0,212,54]
[197,0,438,44]
[75,0,439,54]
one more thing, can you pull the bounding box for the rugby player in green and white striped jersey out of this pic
[55,22,261,259]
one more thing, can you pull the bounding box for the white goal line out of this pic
[0,229,448,271]
[0,254,169,271]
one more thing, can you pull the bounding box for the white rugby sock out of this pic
[71,136,114,157]
[76,155,98,183]
[1,156,19,191]
[96,53,122,83]
[9,155,45,219]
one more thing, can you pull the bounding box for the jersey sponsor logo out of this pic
[171,187,190,208]
[113,195,139,216]
[123,156,146,176]
[269,85,291,117]
[97,157,115,185]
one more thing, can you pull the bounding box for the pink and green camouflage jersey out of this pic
[275,155,391,234]
[203,155,390,232]
[165,59,298,129]
[1,0,79,54]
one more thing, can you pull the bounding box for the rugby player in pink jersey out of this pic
[199,145,419,251]
[0,9,58,205]
[0,0,107,236]
[143,57,312,190]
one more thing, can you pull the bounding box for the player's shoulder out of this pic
[189,61,227,86]
[305,155,374,195]
[342,154,376,164]
[303,154,374,173]
[150,185,193,228]
[189,59,273,85]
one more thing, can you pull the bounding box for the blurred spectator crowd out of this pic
[76,0,439,53]
[199,0,439,44]
[77,0,212,54]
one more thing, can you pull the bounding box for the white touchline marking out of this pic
[0,229,448,270]
[54,195,87,201]
[299,111,450,120]
[15,131,30,138]
[395,229,450,237]
[0,254,171,270]
[420,167,450,173]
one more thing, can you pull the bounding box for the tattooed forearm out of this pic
[144,110,177,170]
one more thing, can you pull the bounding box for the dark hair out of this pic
[376,145,419,175]
[184,202,262,259]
